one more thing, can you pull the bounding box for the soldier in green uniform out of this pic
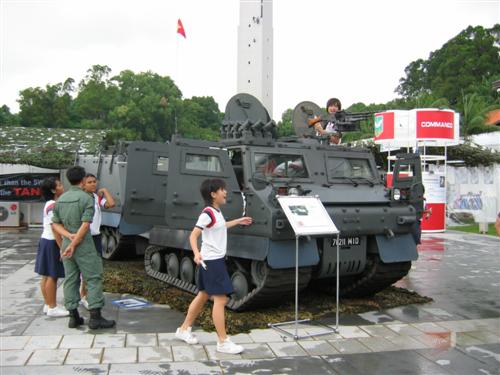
[51,166,115,330]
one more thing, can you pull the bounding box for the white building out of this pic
[237,0,273,115]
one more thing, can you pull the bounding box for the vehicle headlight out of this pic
[393,188,401,201]
[288,188,299,196]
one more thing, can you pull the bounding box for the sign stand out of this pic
[268,195,340,340]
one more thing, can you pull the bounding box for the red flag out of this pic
[177,19,186,38]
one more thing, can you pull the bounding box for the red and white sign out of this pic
[374,108,459,146]
[374,112,394,141]
[415,110,455,140]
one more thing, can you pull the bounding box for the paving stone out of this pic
[385,334,429,350]
[228,333,254,344]
[327,349,452,375]
[462,343,500,369]
[299,340,339,356]
[0,349,32,366]
[473,318,500,331]
[329,338,372,354]
[24,335,62,350]
[454,332,484,346]
[190,330,218,345]
[0,315,33,336]
[0,365,109,374]
[248,328,285,343]
[359,325,400,338]
[411,322,451,334]
[171,344,207,361]
[464,330,500,344]
[22,315,90,336]
[240,343,276,359]
[102,347,137,364]
[312,332,342,341]
[268,341,308,357]
[220,357,338,375]
[92,334,126,348]
[64,348,102,365]
[417,346,499,375]
[158,332,183,346]
[435,319,490,332]
[385,323,423,336]
[0,299,45,316]
[60,334,95,349]
[125,333,157,347]
[138,346,173,362]
[109,361,221,374]
[205,344,243,360]
[321,355,365,375]
[337,325,371,339]
[413,332,453,349]
[0,335,30,350]
[27,349,68,365]
[356,336,400,352]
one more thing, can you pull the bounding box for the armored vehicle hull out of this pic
[118,94,424,311]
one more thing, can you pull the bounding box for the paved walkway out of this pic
[1,228,499,374]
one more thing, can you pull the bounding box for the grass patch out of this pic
[447,223,497,236]
[103,259,432,334]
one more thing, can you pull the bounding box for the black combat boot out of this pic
[89,308,116,329]
[68,309,84,328]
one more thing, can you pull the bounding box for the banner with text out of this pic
[0,174,59,202]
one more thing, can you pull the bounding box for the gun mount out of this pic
[292,101,377,138]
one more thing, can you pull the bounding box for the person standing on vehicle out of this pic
[80,173,115,310]
[311,98,342,145]
[51,166,116,330]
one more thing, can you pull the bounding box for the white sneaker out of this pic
[43,304,49,314]
[80,297,90,310]
[175,327,198,344]
[47,306,70,317]
[216,338,244,354]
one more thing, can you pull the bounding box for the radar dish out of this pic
[292,101,323,137]
[224,93,270,124]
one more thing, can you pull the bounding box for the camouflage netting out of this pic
[0,127,108,169]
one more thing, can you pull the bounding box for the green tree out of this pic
[460,92,499,137]
[18,80,75,128]
[73,65,118,128]
[277,108,294,137]
[177,96,222,140]
[108,70,182,141]
[396,25,500,106]
[0,105,20,126]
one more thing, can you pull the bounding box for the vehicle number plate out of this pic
[331,237,360,247]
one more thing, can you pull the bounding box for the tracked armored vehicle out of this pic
[75,143,151,260]
[116,93,424,311]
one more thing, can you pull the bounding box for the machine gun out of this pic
[307,110,377,133]
[292,101,377,138]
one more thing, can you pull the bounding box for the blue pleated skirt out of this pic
[34,238,65,278]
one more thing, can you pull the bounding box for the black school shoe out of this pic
[89,308,116,329]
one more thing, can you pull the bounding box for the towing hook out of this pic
[384,228,395,239]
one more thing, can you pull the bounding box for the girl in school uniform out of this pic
[35,177,69,317]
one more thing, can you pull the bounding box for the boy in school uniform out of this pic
[175,178,252,354]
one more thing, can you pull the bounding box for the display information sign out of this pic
[277,195,339,236]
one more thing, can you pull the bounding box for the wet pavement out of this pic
[0,228,499,374]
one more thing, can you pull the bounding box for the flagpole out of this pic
[174,30,179,135]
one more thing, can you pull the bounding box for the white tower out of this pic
[237,0,273,116]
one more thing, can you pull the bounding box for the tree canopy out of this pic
[396,25,500,107]
[5,65,221,143]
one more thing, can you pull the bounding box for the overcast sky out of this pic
[0,0,498,120]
